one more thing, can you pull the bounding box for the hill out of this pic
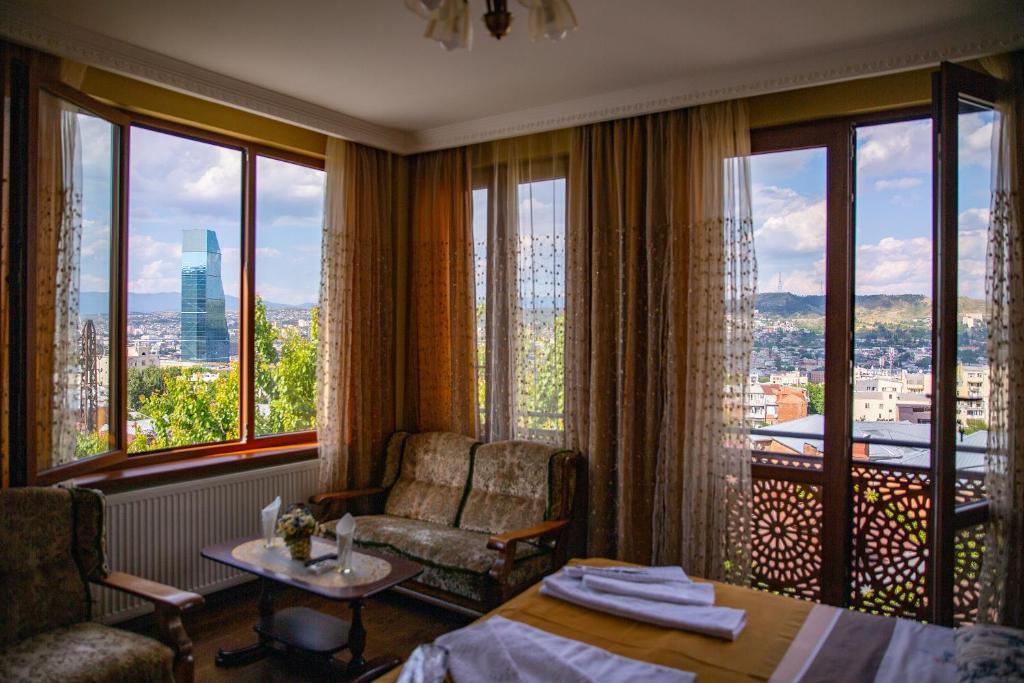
[755,292,985,325]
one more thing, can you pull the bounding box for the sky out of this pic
[79,124,324,307]
[751,111,995,299]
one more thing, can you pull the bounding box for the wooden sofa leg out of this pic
[155,604,195,683]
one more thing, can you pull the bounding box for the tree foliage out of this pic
[806,382,825,415]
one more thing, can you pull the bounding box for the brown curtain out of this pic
[566,102,755,578]
[404,148,478,436]
[317,138,397,494]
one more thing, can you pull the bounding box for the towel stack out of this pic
[540,564,747,641]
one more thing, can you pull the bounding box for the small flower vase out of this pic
[285,535,312,561]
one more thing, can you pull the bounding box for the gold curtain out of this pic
[404,148,478,436]
[317,138,397,494]
[979,52,1024,628]
[566,102,755,579]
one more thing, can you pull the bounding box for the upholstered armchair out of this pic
[0,487,204,683]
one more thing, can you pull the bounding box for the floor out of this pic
[122,581,472,682]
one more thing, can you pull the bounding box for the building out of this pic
[761,384,809,423]
[127,343,160,370]
[180,229,230,363]
[957,364,990,426]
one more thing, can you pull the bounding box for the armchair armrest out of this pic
[487,519,570,552]
[93,571,204,611]
[309,487,387,506]
[92,572,203,683]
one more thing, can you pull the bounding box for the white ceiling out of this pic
[4,0,1023,152]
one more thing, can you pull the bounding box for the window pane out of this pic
[747,148,827,444]
[127,127,242,452]
[42,94,119,460]
[254,156,325,436]
[853,119,934,456]
[473,187,488,432]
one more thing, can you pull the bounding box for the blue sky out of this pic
[79,124,324,307]
[750,113,995,299]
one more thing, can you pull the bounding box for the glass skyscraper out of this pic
[180,229,230,362]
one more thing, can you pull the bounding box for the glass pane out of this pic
[515,178,565,443]
[254,156,325,436]
[853,119,934,455]
[41,93,118,460]
[127,127,242,452]
[472,187,488,432]
[747,147,827,440]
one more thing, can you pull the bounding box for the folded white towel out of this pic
[430,616,694,683]
[582,574,715,606]
[541,572,746,641]
[563,564,691,584]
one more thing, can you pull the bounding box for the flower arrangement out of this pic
[276,504,317,561]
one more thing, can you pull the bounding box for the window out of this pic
[33,89,324,478]
[472,172,566,444]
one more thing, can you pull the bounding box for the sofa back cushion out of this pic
[0,487,90,646]
[457,441,576,535]
[381,431,411,489]
[384,432,477,526]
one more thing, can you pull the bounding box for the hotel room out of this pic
[1,0,1022,681]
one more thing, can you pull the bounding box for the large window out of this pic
[36,91,324,476]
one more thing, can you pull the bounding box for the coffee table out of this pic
[201,535,422,681]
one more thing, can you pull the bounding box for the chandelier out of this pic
[405,0,578,51]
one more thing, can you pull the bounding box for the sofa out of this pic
[312,431,582,615]
[0,487,204,683]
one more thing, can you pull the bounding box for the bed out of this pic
[377,558,959,682]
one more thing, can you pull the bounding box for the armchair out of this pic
[0,487,203,683]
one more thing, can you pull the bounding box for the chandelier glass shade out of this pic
[405,0,577,50]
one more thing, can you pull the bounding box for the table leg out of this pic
[215,578,275,667]
[347,599,367,671]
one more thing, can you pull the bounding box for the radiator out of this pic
[94,459,320,623]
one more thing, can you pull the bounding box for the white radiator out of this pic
[94,459,320,623]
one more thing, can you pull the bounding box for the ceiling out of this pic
[3,0,1023,152]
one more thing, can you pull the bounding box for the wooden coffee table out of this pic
[201,535,422,681]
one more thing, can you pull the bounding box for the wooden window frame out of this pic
[28,84,324,486]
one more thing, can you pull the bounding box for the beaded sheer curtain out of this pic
[317,138,397,494]
[471,132,570,445]
[979,53,1023,628]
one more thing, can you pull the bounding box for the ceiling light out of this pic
[406,0,577,49]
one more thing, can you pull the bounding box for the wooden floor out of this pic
[122,581,472,682]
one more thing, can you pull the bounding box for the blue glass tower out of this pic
[181,229,230,362]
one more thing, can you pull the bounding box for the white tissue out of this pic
[336,513,355,572]
[261,496,281,546]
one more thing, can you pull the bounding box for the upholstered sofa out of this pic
[0,487,203,683]
[312,431,582,615]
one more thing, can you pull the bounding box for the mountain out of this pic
[756,292,985,324]
[79,292,314,315]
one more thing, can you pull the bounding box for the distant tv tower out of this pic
[778,273,783,293]
[80,320,98,432]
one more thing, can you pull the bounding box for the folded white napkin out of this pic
[541,571,746,641]
[563,564,690,584]
[260,496,281,545]
[582,574,715,607]
[335,513,355,571]
[428,616,694,683]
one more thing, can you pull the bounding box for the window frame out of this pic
[30,87,325,486]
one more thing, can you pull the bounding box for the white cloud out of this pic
[257,157,325,200]
[752,186,825,255]
[855,236,932,295]
[959,208,990,231]
[959,112,994,169]
[857,120,931,179]
[874,177,922,191]
[183,148,242,200]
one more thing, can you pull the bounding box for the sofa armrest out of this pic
[310,487,387,506]
[487,519,570,552]
[92,572,203,683]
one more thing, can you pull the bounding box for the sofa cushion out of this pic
[384,432,477,526]
[0,488,88,647]
[955,624,1024,683]
[458,441,575,535]
[0,622,174,683]
[381,431,411,489]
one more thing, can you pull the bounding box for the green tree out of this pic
[267,308,318,434]
[138,363,240,450]
[806,382,825,415]
[127,366,181,412]
[75,430,109,458]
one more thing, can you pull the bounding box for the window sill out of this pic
[70,443,319,494]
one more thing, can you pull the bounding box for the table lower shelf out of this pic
[257,606,351,655]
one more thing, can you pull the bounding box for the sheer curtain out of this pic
[979,52,1023,628]
[404,148,478,436]
[35,90,84,471]
[471,131,569,445]
[317,138,397,494]
[566,101,755,579]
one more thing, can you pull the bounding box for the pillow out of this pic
[955,624,1024,683]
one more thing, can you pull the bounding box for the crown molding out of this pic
[2,0,1021,156]
[0,0,417,154]
[409,13,1024,153]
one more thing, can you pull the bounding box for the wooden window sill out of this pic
[70,443,318,494]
